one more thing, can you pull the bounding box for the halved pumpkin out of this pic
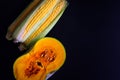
[13,37,66,80]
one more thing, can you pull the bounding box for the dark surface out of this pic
[1,0,120,80]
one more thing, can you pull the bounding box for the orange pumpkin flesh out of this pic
[13,37,66,80]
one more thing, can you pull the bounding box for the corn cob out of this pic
[6,0,68,50]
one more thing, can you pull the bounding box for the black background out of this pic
[1,0,120,80]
